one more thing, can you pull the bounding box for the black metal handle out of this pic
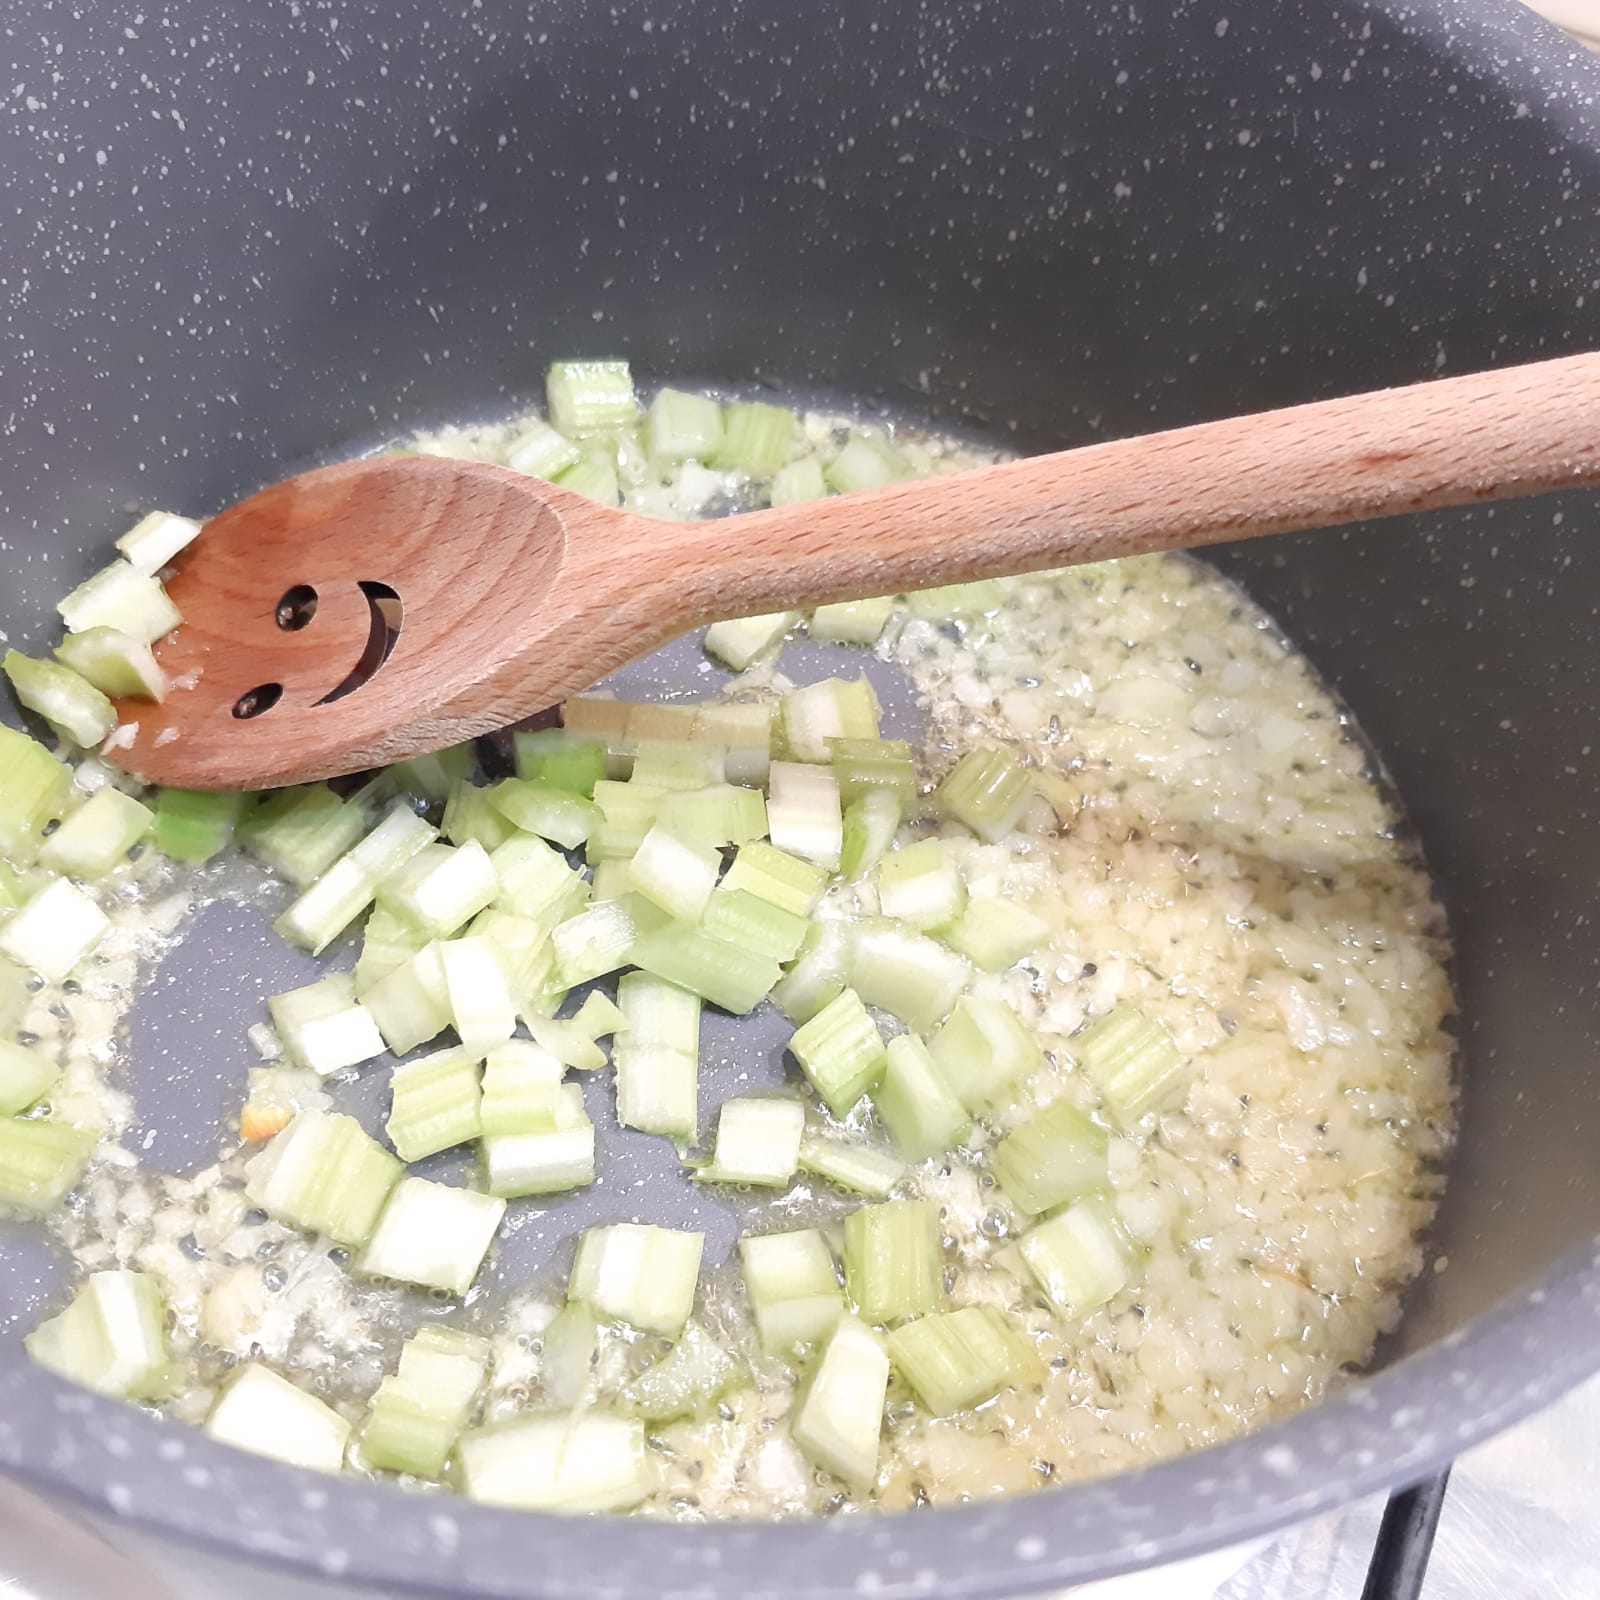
[1360,1467,1453,1600]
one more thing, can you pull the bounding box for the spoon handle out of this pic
[655,350,1600,619]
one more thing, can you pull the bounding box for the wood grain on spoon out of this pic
[106,351,1600,790]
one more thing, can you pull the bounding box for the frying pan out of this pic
[3,1,1600,1595]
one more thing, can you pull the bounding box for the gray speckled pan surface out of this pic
[3,0,1600,1595]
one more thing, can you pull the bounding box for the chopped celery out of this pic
[788,987,887,1118]
[386,1047,482,1162]
[570,1222,704,1336]
[701,886,809,961]
[849,920,970,1032]
[482,1082,596,1197]
[572,989,627,1038]
[363,942,451,1055]
[693,700,774,786]
[1074,1007,1188,1125]
[540,1301,599,1407]
[697,1096,805,1187]
[39,787,153,878]
[770,920,851,1024]
[441,936,519,1052]
[556,448,621,507]
[825,432,909,495]
[647,386,724,462]
[478,1039,565,1136]
[0,956,30,1034]
[206,1363,351,1475]
[552,895,657,986]
[720,841,826,916]
[588,859,631,902]
[457,1413,651,1513]
[527,1013,608,1071]
[797,1135,905,1199]
[808,596,894,643]
[628,922,781,1014]
[152,788,245,864]
[243,1109,403,1247]
[766,761,842,870]
[828,737,917,809]
[0,1117,96,1213]
[992,1100,1110,1216]
[935,746,1034,844]
[876,837,967,931]
[357,1176,506,1295]
[546,359,638,436]
[561,693,633,746]
[377,840,499,939]
[0,1039,59,1116]
[626,822,720,921]
[790,1315,889,1488]
[442,778,517,853]
[613,970,700,1140]
[360,1326,490,1480]
[3,651,117,747]
[472,908,557,1011]
[626,702,702,742]
[886,1305,1041,1417]
[0,725,70,865]
[268,974,385,1076]
[487,778,599,850]
[703,610,796,671]
[780,677,880,764]
[240,785,365,886]
[391,744,474,806]
[57,561,181,643]
[116,509,201,574]
[770,456,828,506]
[713,400,795,477]
[656,783,768,850]
[587,778,664,860]
[873,1034,971,1160]
[941,895,1051,972]
[490,833,589,924]
[54,627,167,701]
[353,903,430,993]
[629,739,726,793]
[25,1268,173,1400]
[0,859,18,917]
[904,579,1004,618]
[927,995,1044,1116]
[1018,1194,1144,1319]
[739,1229,844,1353]
[843,1198,944,1324]
[505,417,582,480]
[0,879,110,982]
[513,728,607,796]
[840,790,902,881]
[619,1321,741,1422]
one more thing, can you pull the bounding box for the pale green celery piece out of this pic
[628,922,781,1015]
[539,1301,599,1408]
[787,987,887,1118]
[0,1117,96,1213]
[390,743,474,806]
[0,957,33,1034]
[720,840,826,916]
[572,989,627,1038]
[363,942,452,1055]
[559,693,633,748]
[797,1136,905,1199]
[505,416,582,480]
[825,432,910,495]
[712,400,796,478]
[39,787,154,878]
[115,509,201,574]
[513,728,607,796]
[239,785,365,886]
[356,1176,506,1295]
[570,1222,704,1337]
[992,1100,1110,1216]
[848,919,971,1033]
[655,783,768,850]
[625,701,702,741]
[386,1048,482,1162]
[1073,1007,1188,1125]
[488,778,600,850]
[54,627,167,701]
[873,1034,970,1160]
[935,746,1034,844]
[473,908,559,1015]
[770,456,828,506]
[0,879,110,983]
[243,1109,403,1247]
[585,779,662,863]
[3,651,117,748]
[0,725,70,867]
[875,836,967,931]
[359,1325,490,1479]
[152,788,247,864]
[766,760,842,870]
[456,1413,651,1512]
[941,895,1051,972]
[778,677,881,764]
[613,970,700,1140]
[827,737,917,809]
[626,822,720,922]
[442,778,517,853]
[546,359,637,436]
[56,561,181,643]
[490,833,589,923]
[927,995,1044,1117]
[588,858,631,903]
[646,387,724,462]
[692,700,774,787]
[0,859,19,917]
[903,578,1005,618]
[551,895,659,987]
[377,840,500,939]
[695,1096,805,1187]
[526,1014,608,1072]
[628,740,726,793]
[808,596,894,643]
[885,1305,1042,1417]
[478,1039,565,1136]
[0,1039,60,1116]
[770,919,852,1025]
[619,1321,741,1422]
[1018,1193,1144,1319]
[205,1363,351,1475]
[839,790,902,882]
[739,1229,844,1354]
[268,973,385,1076]
[25,1268,174,1401]
[701,886,809,962]
[442,935,519,1053]
[556,447,621,507]
[843,1198,944,1324]
[481,1082,596,1197]
[790,1314,889,1488]
[353,904,430,995]
[703,611,796,672]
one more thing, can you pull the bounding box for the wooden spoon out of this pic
[105,351,1600,790]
